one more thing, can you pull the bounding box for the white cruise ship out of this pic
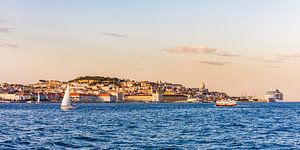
[264,89,283,102]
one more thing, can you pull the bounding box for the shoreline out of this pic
[0,101,296,104]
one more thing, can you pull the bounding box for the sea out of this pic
[0,102,299,149]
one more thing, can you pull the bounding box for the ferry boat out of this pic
[264,89,283,102]
[216,99,237,106]
[187,98,199,103]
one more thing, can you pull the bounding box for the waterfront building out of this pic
[0,93,32,101]
[33,93,47,101]
[125,94,155,102]
[45,93,61,101]
[152,92,163,102]
[98,93,117,102]
[101,86,111,92]
[70,93,99,103]
[108,91,125,102]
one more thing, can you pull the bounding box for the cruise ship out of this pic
[264,89,283,102]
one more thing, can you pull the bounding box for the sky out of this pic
[1,0,300,101]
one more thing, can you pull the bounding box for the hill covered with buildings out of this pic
[0,76,231,103]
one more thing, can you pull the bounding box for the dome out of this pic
[200,82,206,90]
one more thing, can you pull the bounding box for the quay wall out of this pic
[125,95,154,102]
[162,94,188,102]
[125,94,188,102]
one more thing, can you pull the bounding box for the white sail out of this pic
[37,92,41,103]
[61,85,71,106]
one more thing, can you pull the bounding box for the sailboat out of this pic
[36,92,41,103]
[61,84,76,110]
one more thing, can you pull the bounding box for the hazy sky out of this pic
[1,0,300,100]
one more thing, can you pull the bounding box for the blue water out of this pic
[0,103,299,149]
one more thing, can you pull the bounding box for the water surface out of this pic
[0,103,299,149]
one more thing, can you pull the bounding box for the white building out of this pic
[98,94,116,102]
[109,91,125,102]
[0,93,32,101]
[70,93,99,103]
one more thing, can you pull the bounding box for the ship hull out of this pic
[216,103,237,107]
[216,100,237,107]
[266,98,283,102]
[274,99,283,102]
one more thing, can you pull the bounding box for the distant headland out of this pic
[0,76,279,103]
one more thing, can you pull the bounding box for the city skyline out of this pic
[1,0,300,100]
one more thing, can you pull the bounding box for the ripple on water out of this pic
[0,103,300,149]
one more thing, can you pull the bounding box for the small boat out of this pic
[216,99,237,106]
[36,92,41,104]
[61,84,76,110]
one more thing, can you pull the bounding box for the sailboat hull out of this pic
[61,105,76,111]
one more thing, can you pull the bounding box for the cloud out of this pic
[269,66,281,69]
[216,51,242,57]
[256,52,300,64]
[0,27,11,33]
[164,46,242,58]
[0,27,18,33]
[197,61,227,66]
[262,59,283,63]
[277,53,300,60]
[0,20,4,23]
[259,52,300,64]
[0,43,19,49]
[140,55,155,59]
[101,32,127,38]
[165,46,217,54]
